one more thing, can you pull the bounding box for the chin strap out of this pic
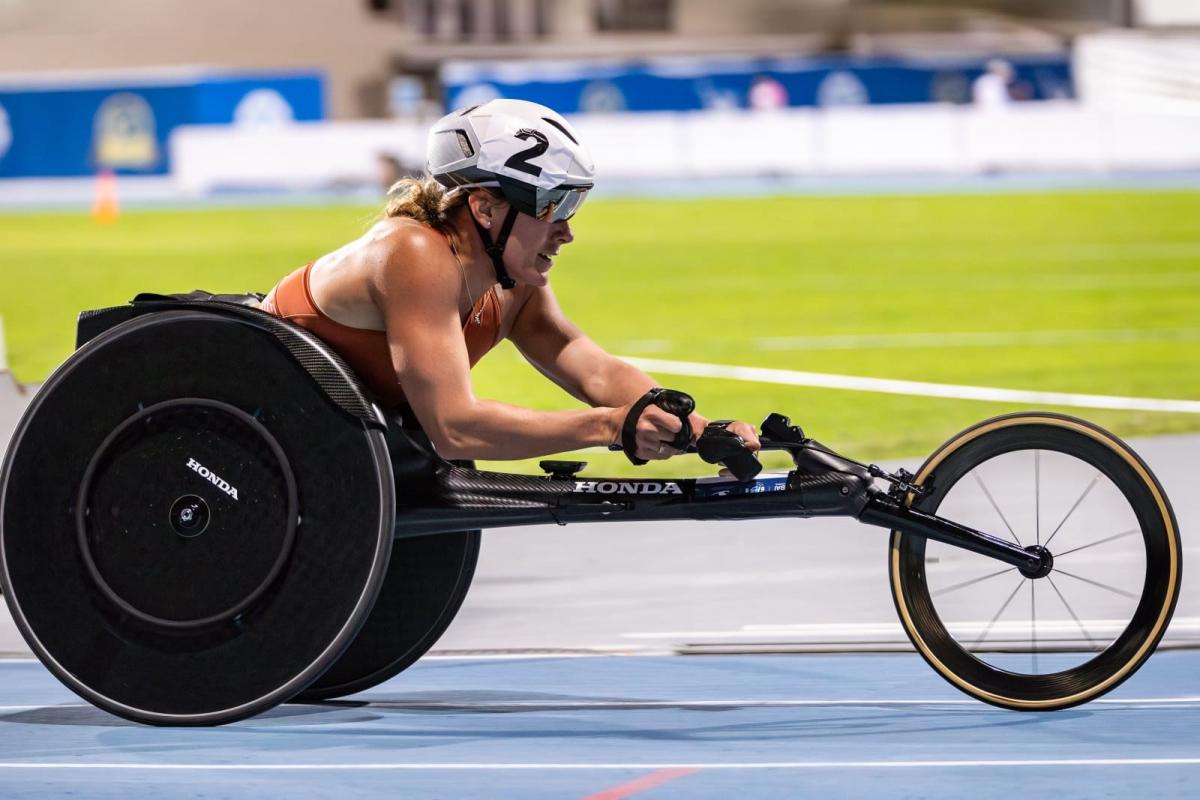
[471,206,519,290]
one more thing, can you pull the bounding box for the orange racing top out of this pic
[260,262,501,408]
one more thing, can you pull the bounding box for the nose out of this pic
[556,220,574,245]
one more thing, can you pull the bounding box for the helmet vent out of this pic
[455,130,475,158]
[541,117,578,145]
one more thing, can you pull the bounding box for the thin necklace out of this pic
[448,233,482,326]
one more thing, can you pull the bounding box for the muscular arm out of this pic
[509,290,762,462]
[509,284,659,408]
[370,229,620,460]
[509,285,714,452]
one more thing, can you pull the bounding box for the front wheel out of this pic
[890,412,1181,711]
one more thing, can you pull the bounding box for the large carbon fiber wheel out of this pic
[299,528,480,700]
[890,413,1181,711]
[0,310,394,725]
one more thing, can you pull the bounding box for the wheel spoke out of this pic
[1054,528,1140,559]
[972,578,1026,649]
[932,566,1017,598]
[1047,575,1100,650]
[973,471,1022,547]
[1034,450,1041,547]
[1053,568,1139,600]
[1044,472,1102,548]
[1031,580,1038,674]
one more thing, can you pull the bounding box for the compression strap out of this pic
[610,388,694,466]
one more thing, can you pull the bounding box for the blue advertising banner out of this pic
[0,70,324,179]
[442,54,1072,114]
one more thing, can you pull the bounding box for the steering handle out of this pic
[613,389,768,482]
[695,421,763,482]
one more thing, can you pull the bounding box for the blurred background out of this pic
[0,0,1197,653]
[1,1,1197,197]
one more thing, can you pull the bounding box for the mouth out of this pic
[537,251,556,269]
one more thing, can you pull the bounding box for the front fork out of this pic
[766,414,1048,577]
[857,493,1049,577]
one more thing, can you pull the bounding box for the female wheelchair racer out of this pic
[256,99,760,466]
[0,102,1182,726]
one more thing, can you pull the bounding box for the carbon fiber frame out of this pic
[393,463,875,537]
[396,457,1043,574]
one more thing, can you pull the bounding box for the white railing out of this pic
[169,101,1200,195]
[1075,30,1200,113]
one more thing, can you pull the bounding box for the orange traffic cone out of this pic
[92,169,120,223]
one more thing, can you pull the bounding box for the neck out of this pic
[446,211,501,300]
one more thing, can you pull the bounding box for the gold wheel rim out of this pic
[890,414,1179,710]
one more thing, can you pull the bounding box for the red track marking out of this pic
[579,767,700,799]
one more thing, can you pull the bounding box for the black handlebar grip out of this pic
[723,449,763,482]
[652,389,694,452]
[697,423,763,482]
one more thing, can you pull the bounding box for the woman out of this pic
[261,99,759,465]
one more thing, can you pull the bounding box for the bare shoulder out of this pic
[363,217,457,299]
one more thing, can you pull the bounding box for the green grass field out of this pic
[2,190,1198,476]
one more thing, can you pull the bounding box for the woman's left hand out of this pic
[689,413,762,476]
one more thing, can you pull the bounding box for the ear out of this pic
[467,191,505,230]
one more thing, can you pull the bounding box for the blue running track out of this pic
[0,651,1198,798]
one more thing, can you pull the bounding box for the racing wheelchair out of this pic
[0,295,1181,725]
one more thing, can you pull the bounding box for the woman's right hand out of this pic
[610,401,688,461]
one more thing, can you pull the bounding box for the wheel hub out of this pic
[1019,544,1054,579]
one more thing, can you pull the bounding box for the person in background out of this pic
[973,59,1014,110]
[748,74,789,110]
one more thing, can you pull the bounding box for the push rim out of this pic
[75,398,300,630]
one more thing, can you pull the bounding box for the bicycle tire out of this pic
[890,412,1181,711]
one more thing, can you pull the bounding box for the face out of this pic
[472,194,575,288]
[502,210,574,287]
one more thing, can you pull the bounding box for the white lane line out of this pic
[423,652,629,660]
[3,696,1198,714]
[753,328,1200,352]
[623,616,1200,639]
[0,759,1197,770]
[349,698,1200,709]
[0,654,633,666]
[620,357,1200,414]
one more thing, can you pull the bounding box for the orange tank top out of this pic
[259,262,502,408]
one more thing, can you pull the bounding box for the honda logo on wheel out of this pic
[185,458,240,501]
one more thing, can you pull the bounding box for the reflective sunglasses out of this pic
[535,184,591,223]
[457,180,592,224]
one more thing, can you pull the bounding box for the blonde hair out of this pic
[382,176,475,231]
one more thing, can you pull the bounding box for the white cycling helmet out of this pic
[427,99,595,288]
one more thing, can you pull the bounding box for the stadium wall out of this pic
[170,101,1200,194]
[1075,30,1200,113]
[440,53,1074,113]
[0,69,325,179]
